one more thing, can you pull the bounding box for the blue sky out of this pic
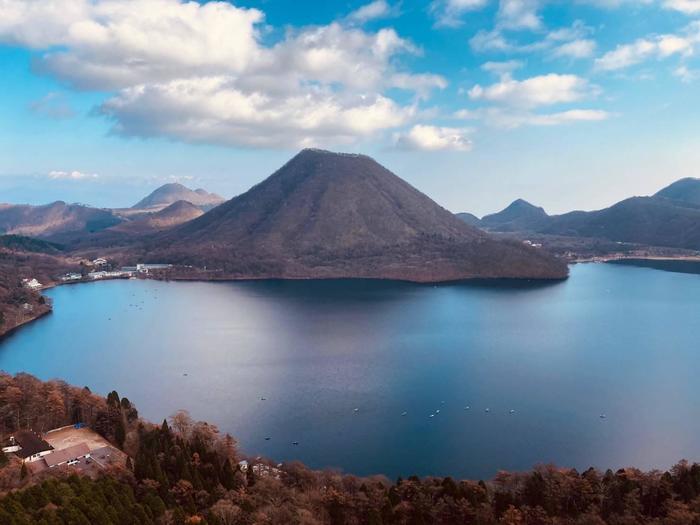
[1,0,700,215]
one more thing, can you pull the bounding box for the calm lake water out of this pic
[1,263,699,480]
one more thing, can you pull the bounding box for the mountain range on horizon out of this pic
[1,153,699,279]
[0,182,225,242]
[458,178,700,252]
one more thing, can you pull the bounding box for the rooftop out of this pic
[13,430,53,459]
[44,443,90,467]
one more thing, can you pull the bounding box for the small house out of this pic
[11,431,54,463]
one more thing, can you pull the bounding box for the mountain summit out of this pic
[132,183,224,210]
[143,149,567,281]
[654,178,700,206]
[480,199,549,232]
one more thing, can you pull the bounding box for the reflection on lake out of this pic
[1,263,699,479]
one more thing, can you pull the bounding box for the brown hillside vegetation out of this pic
[0,248,76,337]
[105,201,205,239]
[140,149,568,282]
[3,374,700,524]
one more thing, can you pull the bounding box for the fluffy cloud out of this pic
[0,0,445,149]
[595,23,700,70]
[48,170,99,180]
[468,74,595,108]
[1,0,264,89]
[497,0,543,30]
[664,0,700,14]
[100,78,412,148]
[395,125,473,151]
[462,71,607,129]
[347,1,397,23]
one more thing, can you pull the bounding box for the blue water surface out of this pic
[1,263,699,479]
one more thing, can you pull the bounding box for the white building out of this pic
[22,278,43,290]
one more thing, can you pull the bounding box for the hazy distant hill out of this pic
[541,197,700,250]
[110,201,204,235]
[480,199,549,232]
[141,149,567,281]
[0,201,120,239]
[132,183,224,210]
[468,178,700,251]
[654,177,700,205]
[455,212,481,227]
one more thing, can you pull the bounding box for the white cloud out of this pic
[497,0,543,31]
[395,125,473,151]
[2,0,264,89]
[430,0,490,28]
[347,1,397,23]
[0,0,446,149]
[551,39,597,59]
[100,77,412,148]
[468,74,595,108]
[519,109,610,125]
[470,19,596,57]
[470,29,517,52]
[596,23,700,70]
[664,0,700,14]
[674,64,699,82]
[481,60,525,77]
[454,107,610,128]
[48,170,99,180]
[389,73,448,99]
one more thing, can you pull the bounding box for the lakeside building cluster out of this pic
[59,260,172,283]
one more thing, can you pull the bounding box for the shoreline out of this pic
[572,254,700,264]
[0,306,52,341]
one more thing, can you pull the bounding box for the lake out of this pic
[1,263,699,480]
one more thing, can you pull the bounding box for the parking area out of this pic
[89,445,127,469]
[44,426,112,451]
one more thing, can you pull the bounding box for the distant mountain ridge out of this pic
[480,199,549,232]
[0,201,120,239]
[461,178,700,251]
[0,182,224,243]
[138,149,567,282]
[654,177,700,205]
[132,183,224,210]
[110,200,204,235]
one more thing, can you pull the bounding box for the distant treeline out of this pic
[3,373,700,524]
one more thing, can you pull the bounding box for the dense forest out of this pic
[3,374,700,524]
